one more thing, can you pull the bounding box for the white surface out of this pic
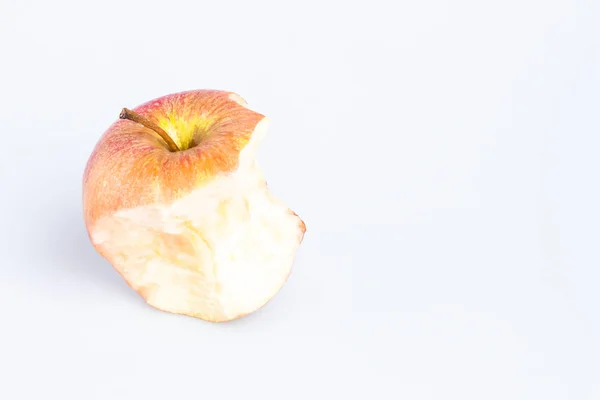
[0,0,599,399]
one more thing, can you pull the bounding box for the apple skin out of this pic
[84,90,262,224]
[83,90,305,322]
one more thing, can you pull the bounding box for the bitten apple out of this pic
[83,90,305,322]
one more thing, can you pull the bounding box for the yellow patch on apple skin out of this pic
[159,115,216,150]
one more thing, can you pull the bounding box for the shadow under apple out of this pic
[31,196,298,325]
[31,199,140,303]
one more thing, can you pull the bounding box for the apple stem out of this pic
[119,108,180,152]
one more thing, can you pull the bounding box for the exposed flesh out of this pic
[91,119,304,322]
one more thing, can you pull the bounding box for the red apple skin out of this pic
[84,90,264,228]
[83,90,305,322]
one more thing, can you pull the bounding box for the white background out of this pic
[1,0,599,398]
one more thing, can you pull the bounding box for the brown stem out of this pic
[119,108,180,152]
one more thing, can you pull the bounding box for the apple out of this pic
[83,90,306,322]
